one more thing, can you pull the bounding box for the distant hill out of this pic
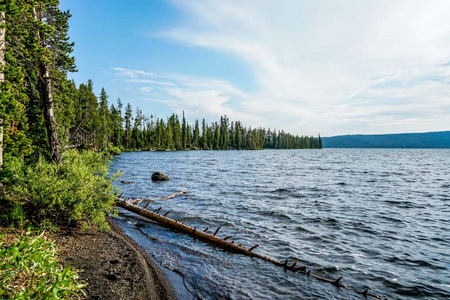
[322,131,450,148]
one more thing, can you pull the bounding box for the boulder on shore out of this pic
[152,172,169,182]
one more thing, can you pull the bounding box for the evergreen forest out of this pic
[0,1,321,167]
[0,1,317,298]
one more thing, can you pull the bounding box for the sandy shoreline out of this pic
[54,218,176,299]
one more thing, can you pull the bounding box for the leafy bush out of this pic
[0,233,85,299]
[2,150,120,230]
[107,146,122,156]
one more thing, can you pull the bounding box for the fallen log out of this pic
[115,198,382,299]
[126,191,188,204]
[128,198,153,204]
[116,199,274,259]
[156,191,188,200]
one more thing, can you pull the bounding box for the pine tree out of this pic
[166,121,174,150]
[214,122,220,150]
[109,98,123,147]
[54,78,77,145]
[124,103,132,148]
[131,107,143,149]
[33,1,75,162]
[220,115,229,150]
[181,111,186,149]
[73,80,98,148]
[201,118,207,150]
[186,123,192,149]
[229,121,235,149]
[98,88,110,150]
[1,0,76,162]
[207,124,214,150]
[235,121,242,150]
[193,119,199,149]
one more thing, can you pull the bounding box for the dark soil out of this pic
[53,219,175,300]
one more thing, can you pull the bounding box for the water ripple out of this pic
[111,149,450,300]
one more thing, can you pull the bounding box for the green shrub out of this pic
[2,150,120,230]
[107,146,122,156]
[0,232,85,299]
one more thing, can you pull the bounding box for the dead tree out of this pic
[33,6,62,163]
[115,197,381,299]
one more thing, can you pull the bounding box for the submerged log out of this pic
[115,199,286,265]
[156,191,188,200]
[126,191,188,205]
[115,198,381,299]
[128,198,153,204]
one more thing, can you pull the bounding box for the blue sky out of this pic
[59,0,450,136]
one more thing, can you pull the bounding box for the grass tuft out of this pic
[0,232,85,299]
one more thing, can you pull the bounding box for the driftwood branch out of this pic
[115,197,381,299]
[126,191,189,204]
[248,244,259,252]
[156,191,189,200]
[213,225,222,237]
[128,197,153,204]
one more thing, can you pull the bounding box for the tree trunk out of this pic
[38,61,62,163]
[0,11,5,168]
[33,7,62,163]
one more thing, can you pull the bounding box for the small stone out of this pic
[151,171,169,182]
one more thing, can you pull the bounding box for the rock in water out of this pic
[120,180,134,184]
[152,171,169,182]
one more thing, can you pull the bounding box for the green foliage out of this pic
[0,0,77,161]
[2,150,119,229]
[1,0,320,157]
[10,204,26,228]
[0,232,85,299]
[107,145,121,156]
[0,38,34,159]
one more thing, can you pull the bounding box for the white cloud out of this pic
[127,78,177,87]
[112,66,255,123]
[154,0,450,135]
[112,67,153,78]
[138,86,152,93]
[113,67,177,86]
[153,75,256,123]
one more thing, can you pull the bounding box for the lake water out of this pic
[109,149,450,299]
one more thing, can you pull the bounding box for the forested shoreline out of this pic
[0,0,322,234]
[0,3,320,163]
[0,1,318,298]
[69,91,322,152]
[3,71,322,158]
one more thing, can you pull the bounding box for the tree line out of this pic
[69,90,322,151]
[0,0,321,168]
[0,2,320,295]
